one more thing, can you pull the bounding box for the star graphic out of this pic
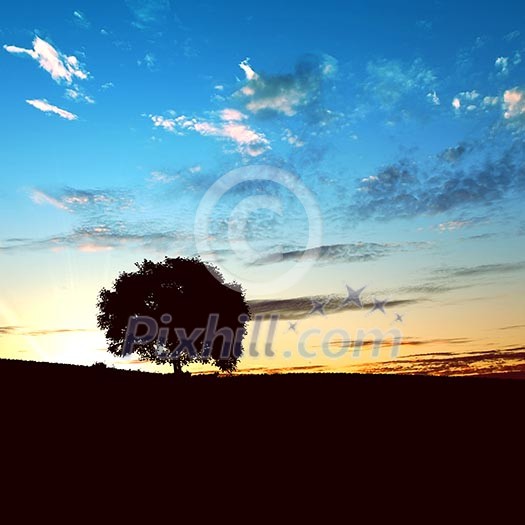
[309,299,327,316]
[287,321,298,333]
[369,297,388,314]
[341,285,366,308]
[394,312,404,323]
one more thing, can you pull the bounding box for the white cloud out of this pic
[151,115,176,132]
[150,170,176,183]
[65,87,95,104]
[138,52,156,69]
[30,189,69,210]
[3,36,89,84]
[482,96,499,107]
[427,91,440,105]
[219,108,247,121]
[495,56,509,75]
[236,55,337,118]
[503,88,525,119]
[239,58,258,81]
[73,10,91,28]
[149,112,270,156]
[246,88,306,116]
[452,91,482,112]
[282,129,304,147]
[462,90,479,100]
[26,99,78,120]
[437,220,472,232]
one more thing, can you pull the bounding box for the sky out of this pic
[0,0,524,376]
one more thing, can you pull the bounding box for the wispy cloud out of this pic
[355,346,525,378]
[0,326,96,336]
[65,87,95,104]
[138,52,156,70]
[0,226,190,254]
[364,58,436,109]
[72,10,91,29]
[149,112,270,156]
[26,99,78,120]
[251,241,430,266]
[249,295,417,320]
[126,0,171,29]
[30,188,132,212]
[433,261,525,279]
[4,36,88,84]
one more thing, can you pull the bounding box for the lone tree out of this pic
[96,257,251,375]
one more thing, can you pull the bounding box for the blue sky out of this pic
[0,0,524,373]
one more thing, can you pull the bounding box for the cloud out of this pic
[30,188,132,212]
[0,225,190,254]
[495,56,509,75]
[65,87,95,104]
[0,326,95,336]
[433,261,525,279]
[436,220,473,232]
[126,0,171,29]
[451,90,482,113]
[73,10,91,28]
[251,241,430,266]
[452,91,501,115]
[503,88,525,120]
[149,170,177,184]
[219,108,246,122]
[482,96,499,108]
[150,115,176,132]
[235,54,337,119]
[499,324,525,331]
[352,142,525,221]
[364,58,436,109]
[239,58,258,81]
[438,143,471,162]
[149,113,270,156]
[248,295,417,320]
[30,189,70,210]
[427,91,440,105]
[3,36,88,84]
[138,52,156,70]
[282,128,304,147]
[504,30,521,42]
[357,347,525,378]
[26,99,78,120]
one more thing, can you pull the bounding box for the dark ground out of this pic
[1,357,523,498]
[2,358,523,435]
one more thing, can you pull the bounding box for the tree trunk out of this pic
[171,359,185,376]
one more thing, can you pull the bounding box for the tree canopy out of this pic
[96,257,251,375]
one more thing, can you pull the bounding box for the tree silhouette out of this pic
[96,257,251,376]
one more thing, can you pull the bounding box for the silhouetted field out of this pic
[2,358,523,431]
[2,356,523,482]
